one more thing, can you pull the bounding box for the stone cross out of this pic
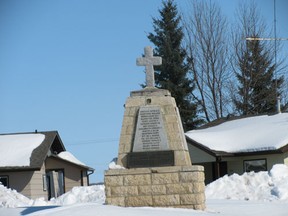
[136,46,162,88]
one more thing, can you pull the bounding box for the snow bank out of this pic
[0,184,32,207]
[1,164,288,209]
[206,164,288,201]
[186,113,288,153]
[49,185,105,206]
[0,185,104,208]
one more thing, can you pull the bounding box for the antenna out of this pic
[245,0,288,113]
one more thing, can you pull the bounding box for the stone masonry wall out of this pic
[117,89,191,168]
[105,165,205,210]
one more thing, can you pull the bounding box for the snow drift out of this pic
[1,164,288,208]
[206,164,288,201]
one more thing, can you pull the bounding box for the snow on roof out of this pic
[0,134,45,167]
[186,113,288,153]
[57,151,87,167]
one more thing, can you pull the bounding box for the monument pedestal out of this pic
[105,166,205,209]
[104,88,205,210]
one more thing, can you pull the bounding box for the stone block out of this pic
[111,186,138,196]
[118,135,133,154]
[181,165,204,172]
[153,195,180,206]
[105,175,123,186]
[122,116,135,126]
[192,182,205,193]
[180,193,205,205]
[166,183,193,194]
[153,97,176,106]
[138,184,167,195]
[106,197,125,207]
[121,124,134,136]
[138,185,152,195]
[124,106,138,117]
[162,105,176,115]
[151,166,181,173]
[180,172,205,183]
[125,97,145,107]
[174,151,191,166]
[152,173,179,184]
[151,185,166,195]
[105,186,111,197]
[126,196,153,207]
[116,153,127,167]
[124,174,151,186]
[164,115,179,124]
[166,130,181,142]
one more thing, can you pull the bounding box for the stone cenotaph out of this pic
[104,46,205,210]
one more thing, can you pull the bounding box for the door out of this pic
[46,170,65,199]
[212,161,228,180]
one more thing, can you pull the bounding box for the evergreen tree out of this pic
[234,37,284,115]
[147,0,201,130]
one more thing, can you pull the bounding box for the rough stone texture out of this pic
[104,166,205,210]
[124,174,151,186]
[153,195,180,206]
[105,175,123,186]
[110,186,138,196]
[152,173,179,184]
[117,88,191,167]
[126,196,153,207]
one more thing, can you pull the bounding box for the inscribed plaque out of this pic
[132,106,169,152]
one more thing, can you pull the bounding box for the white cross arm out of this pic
[136,46,162,88]
[136,56,162,66]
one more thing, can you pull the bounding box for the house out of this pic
[185,113,288,184]
[0,131,94,200]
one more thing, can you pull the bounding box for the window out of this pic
[0,176,9,187]
[244,159,267,172]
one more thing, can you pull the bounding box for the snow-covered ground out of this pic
[1,164,288,216]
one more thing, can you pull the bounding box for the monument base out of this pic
[104,165,205,210]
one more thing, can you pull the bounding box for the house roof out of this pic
[0,131,92,171]
[186,113,288,156]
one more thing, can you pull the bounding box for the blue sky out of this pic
[1,0,287,183]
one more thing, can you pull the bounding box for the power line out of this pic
[66,138,119,146]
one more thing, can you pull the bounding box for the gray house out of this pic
[0,131,94,200]
[186,114,288,184]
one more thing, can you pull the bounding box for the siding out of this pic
[0,171,33,197]
[0,165,48,200]
[45,157,88,192]
[29,164,48,200]
[224,153,287,175]
[188,144,216,163]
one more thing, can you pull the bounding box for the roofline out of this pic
[0,130,66,170]
[186,135,233,157]
[0,167,40,172]
[0,130,58,136]
[49,154,94,171]
[185,135,288,157]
